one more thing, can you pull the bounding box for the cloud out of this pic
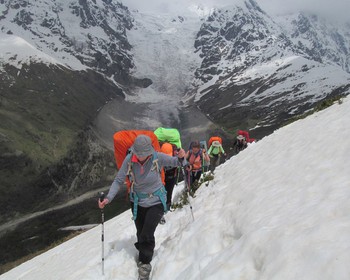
[121,0,350,22]
[257,0,350,21]
[121,0,243,13]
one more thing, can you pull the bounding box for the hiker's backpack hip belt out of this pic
[130,186,168,220]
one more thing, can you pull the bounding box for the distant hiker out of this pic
[232,134,247,154]
[208,136,222,148]
[160,142,179,211]
[185,140,210,186]
[98,135,187,280]
[207,140,226,173]
[237,130,256,144]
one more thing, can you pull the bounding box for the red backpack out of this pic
[237,130,256,143]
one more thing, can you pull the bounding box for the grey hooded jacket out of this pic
[106,152,187,208]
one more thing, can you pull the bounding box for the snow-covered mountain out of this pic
[0,0,135,83]
[1,95,349,280]
[1,0,349,132]
[279,13,350,72]
[190,2,350,134]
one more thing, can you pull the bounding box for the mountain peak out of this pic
[0,34,61,68]
[1,0,134,83]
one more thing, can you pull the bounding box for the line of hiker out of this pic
[98,128,254,280]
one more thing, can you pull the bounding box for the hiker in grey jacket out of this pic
[99,134,187,278]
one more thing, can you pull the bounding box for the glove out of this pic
[98,198,109,209]
[177,148,186,158]
[178,153,188,167]
[186,164,192,171]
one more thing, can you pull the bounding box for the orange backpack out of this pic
[208,136,222,148]
[113,130,165,191]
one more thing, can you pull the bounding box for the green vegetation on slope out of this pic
[0,62,123,221]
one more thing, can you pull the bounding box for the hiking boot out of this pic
[138,262,152,280]
[159,215,166,225]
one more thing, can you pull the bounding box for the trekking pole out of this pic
[181,166,195,221]
[205,160,210,187]
[202,151,210,186]
[202,150,205,175]
[179,158,194,221]
[99,192,105,276]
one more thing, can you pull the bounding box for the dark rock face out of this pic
[288,13,350,72]
[193,4,296,81]
[191,2,350,137]
[1,0,138,86]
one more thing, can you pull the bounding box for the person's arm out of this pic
[203,149,210,162]
[98,155,130,208]
[207,145,213,156]
[158,149,188,167]
[220,146,225,154]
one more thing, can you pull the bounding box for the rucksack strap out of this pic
[131,186,168,220]
[125,154,135,189]
[188,149,203,171]
[188,149,203,160]
[127,152,161,188]
[127,152,165,220]
[151,154,160,173]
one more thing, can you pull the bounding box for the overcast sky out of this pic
[121,0,350,21]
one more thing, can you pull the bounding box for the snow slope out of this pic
[1,96,349,279]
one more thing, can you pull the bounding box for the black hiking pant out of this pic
[190,170,202,185]
[165,174,177,209]
[210,155,220,173]
[131,203,164,264]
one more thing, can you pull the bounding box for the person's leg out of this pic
[165,176,177,209]
[135,204,164,264]
[214,155,220,168]
[210,156,216,173]
[191,171,201,193]
[210,156,219,173]
[194,170,202,182]
[189,171,195,186]
[131,202,145,243]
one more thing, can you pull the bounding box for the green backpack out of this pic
[154,127,182,148]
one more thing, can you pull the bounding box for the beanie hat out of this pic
[131,135,154,158]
